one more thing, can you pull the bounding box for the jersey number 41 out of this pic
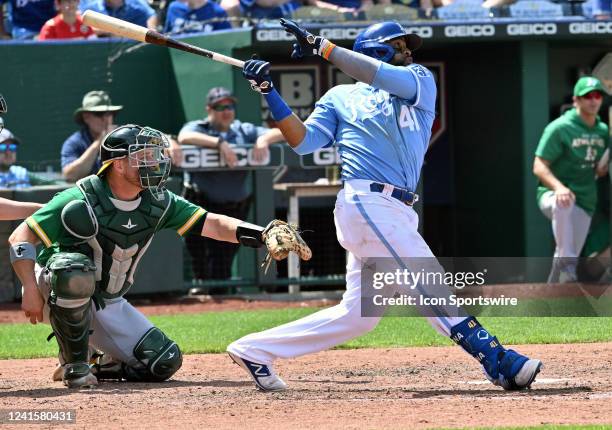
[399,105,421,132]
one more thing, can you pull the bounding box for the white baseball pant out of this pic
[228,179,467,365]
[538,190,592,282]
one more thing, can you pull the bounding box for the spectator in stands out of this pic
[592,0,611,19]
[164,0,230,34]
[178,86,284,281]
[61,90,121,182]
[305,0,372,13]
[79,0,157,30]
[219,0,301,20]
[0,127,55,188]
[0,0,56,39]
[39,0,94,40]
[533,76,609,283]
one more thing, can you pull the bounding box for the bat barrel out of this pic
[83,10,148,42]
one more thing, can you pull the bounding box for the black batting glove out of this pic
[243,59,274,94]
[279,18,327,59]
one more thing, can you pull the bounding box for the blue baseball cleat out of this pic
[451,317,543,390]
[489,350,543,390]
[228,352,288,392]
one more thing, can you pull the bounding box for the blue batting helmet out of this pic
[353,22,422,63]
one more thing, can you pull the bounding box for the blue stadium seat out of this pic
[436,0,492,20]
[509,0,564,18]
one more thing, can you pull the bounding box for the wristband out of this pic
[9,242,37,263]
[215,136,223,149]
[236,221,265,248]
[319,39,336,61]
[264,89,293,122]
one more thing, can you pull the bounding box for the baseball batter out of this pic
[227,20,542,392]
[533,76,609,283]
[9,124,307,388]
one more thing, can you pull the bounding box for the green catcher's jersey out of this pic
[535,108,609,215]
[26,175,206,298]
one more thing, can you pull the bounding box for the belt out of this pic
[369,182,419,206]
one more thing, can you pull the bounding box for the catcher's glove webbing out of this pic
[261,220,312,273]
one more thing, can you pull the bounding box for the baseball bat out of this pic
[82,10,245,68]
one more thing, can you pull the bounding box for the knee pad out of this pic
[46,253,96,364]
[47,252,96,303]
[126,327,182,382]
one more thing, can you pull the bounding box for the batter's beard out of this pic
[391,55,413,66]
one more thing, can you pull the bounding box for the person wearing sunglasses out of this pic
[0,132,45,217]
[533,76,610,283]
[178,86,285,283]
[0,127,57,189]
[0,95,44,218]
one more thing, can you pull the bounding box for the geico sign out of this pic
[507,23,557,36]
[444,25,495,37]
[319,28,363,40]
[313,147,341,165]
[182,147,270,168]
[569,22,612,34]
[256,29,295,41]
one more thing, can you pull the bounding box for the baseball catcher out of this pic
[9,124,310,388]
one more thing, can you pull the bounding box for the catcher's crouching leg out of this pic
[94,327,182,382]
[47,253,98,388]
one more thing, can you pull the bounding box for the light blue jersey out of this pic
[299,63,436,191]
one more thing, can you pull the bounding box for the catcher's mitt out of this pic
[261,220,312,273]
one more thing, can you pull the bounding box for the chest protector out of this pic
[69,175,170,299]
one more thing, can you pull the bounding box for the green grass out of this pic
[1,307,612,359]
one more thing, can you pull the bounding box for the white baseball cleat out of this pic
[228,352,287,392]
[507,359,543,389]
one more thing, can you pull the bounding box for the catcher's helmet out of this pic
[353,22,422,64]
[99,124,171,200]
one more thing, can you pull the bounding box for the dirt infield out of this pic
[1,343,611,429]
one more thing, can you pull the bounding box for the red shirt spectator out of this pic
[39,0,94,40]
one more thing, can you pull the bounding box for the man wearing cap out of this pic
[0,125,56,189]
[178,86,284,282]
[533,76,610,283]
[61,90,122,182]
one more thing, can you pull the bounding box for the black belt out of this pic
[370,182,419,206]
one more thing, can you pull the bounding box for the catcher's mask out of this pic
[99,124,171,200]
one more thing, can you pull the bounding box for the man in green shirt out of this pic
[533,76,609,282]
[9,124,293,388]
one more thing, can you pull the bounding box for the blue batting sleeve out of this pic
[372,63,437,113]
[293,124,333,155]
[264,89,292,121]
